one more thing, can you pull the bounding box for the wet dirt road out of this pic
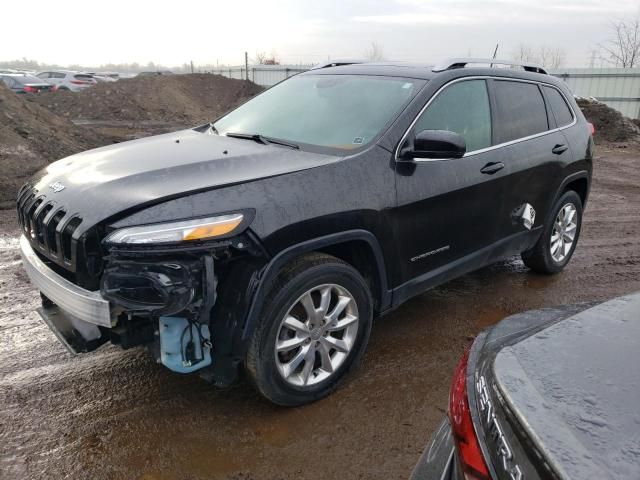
[1,148,639,480]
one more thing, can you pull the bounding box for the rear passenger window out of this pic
[414,79,491,152]
[493,81,548,143]
[543,86,574,127]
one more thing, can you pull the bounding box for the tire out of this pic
[522,190,583,274]
[245,253,373,406]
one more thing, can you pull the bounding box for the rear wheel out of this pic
[522,190,583,274]
[245,253,373,406]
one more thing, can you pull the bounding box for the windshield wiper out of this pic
[225,132,299,150]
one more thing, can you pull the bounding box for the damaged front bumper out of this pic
[20,235,214,373]
[20,230,265,385]
[20,235,111,353]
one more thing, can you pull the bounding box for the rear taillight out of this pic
[71,79,93,85]
[587,122,595,136]
[449,348,490,480]
[23,85,36,93]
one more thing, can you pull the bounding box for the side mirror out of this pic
[402,129,466,160]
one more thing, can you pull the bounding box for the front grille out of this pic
[16,184,83,273]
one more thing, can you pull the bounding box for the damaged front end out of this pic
[21,206,268,386]
[101,251,217,373]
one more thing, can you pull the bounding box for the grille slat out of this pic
[46,210,66,255]
[16,186,82,272]
[27,198,43,240]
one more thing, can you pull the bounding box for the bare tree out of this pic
[600,16,640,67]
[253,51,268,64]
[253,50,280,65]
[512,44,566,68]
[538,46,566,69]
[513,44,537,63]
[364,42,385,61]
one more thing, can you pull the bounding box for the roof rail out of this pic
[310,60,366,70]
[432,58,548,75]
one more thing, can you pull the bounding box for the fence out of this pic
[208,64,311,86]
[210,65,640,119]
[550,68,640,119]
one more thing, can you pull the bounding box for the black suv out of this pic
[17,59,593,406]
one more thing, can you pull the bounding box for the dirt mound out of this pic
[29,74,263,124]
[576,97,640,143]
[0,85,111,208]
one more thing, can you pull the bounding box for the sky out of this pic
[2,0,639,68]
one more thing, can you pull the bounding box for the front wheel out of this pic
[245,253,373,406]
[522,190,583,274]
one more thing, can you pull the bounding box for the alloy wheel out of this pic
[274,284,359,387]
[550,203,578,262]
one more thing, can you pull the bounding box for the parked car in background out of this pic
[87,72,118,83]
[411,291,640,480]
[137,70,174,76]
[0,73,55,93]
[35,70,97,92]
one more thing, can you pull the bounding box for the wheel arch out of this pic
[561,175,589,206]
[545,170,590,223]
[240,230,390,346]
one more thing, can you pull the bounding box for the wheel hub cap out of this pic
[274,284,359,387]
[550,203,578,263]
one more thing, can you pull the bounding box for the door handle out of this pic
[552,144,568,155]
[480,161,505,175]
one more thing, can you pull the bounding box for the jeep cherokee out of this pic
[17,58,593,406]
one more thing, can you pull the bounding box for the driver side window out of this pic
[414,79,492,153]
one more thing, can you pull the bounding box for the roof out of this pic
[301,61,439,80]
[299,59,558,85]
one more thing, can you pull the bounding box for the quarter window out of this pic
[493,80,548,143]
[413,79,492,152]
[543,86,574,127]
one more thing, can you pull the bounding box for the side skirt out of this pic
[391,229,541,307]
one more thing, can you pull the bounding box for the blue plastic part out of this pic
[159,316,212,373]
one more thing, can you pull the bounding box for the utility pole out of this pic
[190,60,194,74]
[245,51,249,80]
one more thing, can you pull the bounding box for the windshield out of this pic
[213,74,424,151]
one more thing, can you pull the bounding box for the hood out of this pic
[28,129,339,234]
[492,292,640,479]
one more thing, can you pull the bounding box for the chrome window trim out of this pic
[394,75,578,163]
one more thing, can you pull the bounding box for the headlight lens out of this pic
[105,213,244,244]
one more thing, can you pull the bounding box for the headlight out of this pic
[105,213,244,244]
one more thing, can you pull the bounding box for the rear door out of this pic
[393,79,509,292]
[489,79,571,242]
[36,72,53,85]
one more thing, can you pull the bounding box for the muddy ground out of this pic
[1,146,639,480]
